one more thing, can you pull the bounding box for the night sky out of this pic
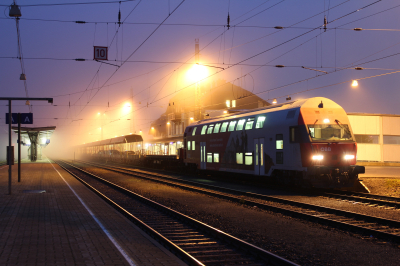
[1,0,400,155]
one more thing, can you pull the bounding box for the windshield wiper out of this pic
[334,119,352,137]
[309,119,318,138]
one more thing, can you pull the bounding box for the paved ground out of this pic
[0,159,186,266]
[361,166,400,178]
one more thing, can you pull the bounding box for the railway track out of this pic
[74,159,400,244]
[54,159,297,266]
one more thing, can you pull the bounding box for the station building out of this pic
[348,113,400,163]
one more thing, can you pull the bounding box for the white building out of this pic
[348,113,400,162]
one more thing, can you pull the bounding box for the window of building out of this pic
[201,125,207,135]
[228,121,237,132]
[255,116,266,129]
[245,118,254,130]
[236,153,243,164]
[383,135,400,145]
[226,100,230,108]
[245,153,253,165]
[187,141,191,150]
[207,125,214,134]
[207,153,213,162]
[236,119,246,131]
[192,127,197,136]
[214,153,219,163]
[232,100,236,108]
[192,141,195,150]
[355,135,379,144]
[276,134,283,149]
[220,122,229,132]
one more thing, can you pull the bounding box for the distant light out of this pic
[97,112,100,115]
[177,141,181,144]
[170,142,174,144]
[323,119,330,123]
[223,111,227,114]
[129,133,132,134]
[190,117,194,120]
[167,122,170,125]
[99,127,101,130]
[151,127,154,130]
[272,98,277,104]
[351,80,358,87]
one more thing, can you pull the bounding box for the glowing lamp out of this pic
[351,80,358,87]
[344,155,355,160]
[312,155,323,161]
[323,119,330,123]
[272,98,277,104]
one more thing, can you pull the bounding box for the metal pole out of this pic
[18,113,21,182]
[8,100,12,195]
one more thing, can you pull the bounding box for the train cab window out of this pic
[276,134,283,149]
[192,127,197,136]
[207,125,214,134]
[236,153,243,164]
[236,119,246,131]
[207,153,213,163]
[245,118,255,130]
[187,141,191,150]
[214,123,221,133]
[228,121,237,132]
[220,122,229,132]
[201,125,207,135]
[255,116,266,129]
[245,153,253,165]
[214,153,219,163]
[192,141,195,150]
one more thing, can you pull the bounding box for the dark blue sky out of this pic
[1,0,400,146]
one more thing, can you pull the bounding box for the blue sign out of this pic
[5,113,33,124]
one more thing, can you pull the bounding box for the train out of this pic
[78,97,365,189]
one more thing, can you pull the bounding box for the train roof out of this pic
[189,97,343,127]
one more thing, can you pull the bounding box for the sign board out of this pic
[94,46,108,60]
[5,113,33,124]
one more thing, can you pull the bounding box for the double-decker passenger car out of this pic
[184,97,365,188]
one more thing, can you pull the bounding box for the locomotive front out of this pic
[298,98,365,188]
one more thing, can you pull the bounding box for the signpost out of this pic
[93,46,108,61]
[6,113,33,124]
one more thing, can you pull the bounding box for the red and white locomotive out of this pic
[184,97,365,188]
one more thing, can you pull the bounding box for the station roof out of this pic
[12,126,56,137]
[80,134,143,148]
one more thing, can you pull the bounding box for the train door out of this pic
[200,142,206,169]
[254,138,265,175]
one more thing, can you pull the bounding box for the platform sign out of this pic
[5,113,33,124]
[94,46,108,60]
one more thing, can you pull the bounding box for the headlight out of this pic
[344,154,355,160]
[312,155,323,160]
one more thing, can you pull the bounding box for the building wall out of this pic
[348,114,400,162]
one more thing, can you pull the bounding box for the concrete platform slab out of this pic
[0,159,186,266]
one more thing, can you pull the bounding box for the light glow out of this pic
[323,119,330,123]
[272,98,277,104]
[186,64,209,83]
[344,154,355,160]
[351,80,358,87]
[312,155,323,160]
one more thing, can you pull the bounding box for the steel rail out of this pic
[75,159,400,243]
[55,159,298,266]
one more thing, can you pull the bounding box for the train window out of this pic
[214,123,221,133]
[207,125,214,134]
[245,118,254,130]
[207,153,213,163]
[192,127,197,136]
[201,125,207,135]
[187,141,191,150]
[220,122,229,132]
[214,153,219,163]
[276,152,283,164]
[255,116,266,129]
[236,153,243,164]
[228,121,237,132]
[276,134,283,149]
[192,141,195,150]
[236,119,246,131]
[245,153,253,165]
[289,126,299,143]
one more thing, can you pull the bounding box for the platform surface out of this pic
[0,160,186,266]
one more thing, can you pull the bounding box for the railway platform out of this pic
[0,159,186,266]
